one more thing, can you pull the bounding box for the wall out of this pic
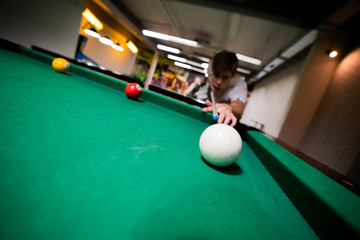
[0,0,86,58]
[245,12,360,183]
[299,47,360,182]
[277,31,338,148]
[77,0,143,74]
[241,56,305,137]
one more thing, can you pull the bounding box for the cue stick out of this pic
[210,91,219,121]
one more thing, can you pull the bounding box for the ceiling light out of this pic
[127,40,138,54]
[84,28,100,38]
[168,36,198,47]
[281,29,318,59]
[196,56,210,62]
[82,8,103,30]
[168,54,186,63]
[157,44,180,54]
[143,30,169,40]
[263,58,285,72]
[202,63,209,69]
[112,43,124,51]
[255,71,267,80]
[174,62,191,69]
[236,53,262,66]
[190,66,207,74]
[185,60,204,68]
[143,29,198,47]
[236,67,251,75]
[99,36,113,46]
[328,50,338,58]
[174,62,207,74]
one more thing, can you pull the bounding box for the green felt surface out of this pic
[0,48,318,239]
[247,131,360,239]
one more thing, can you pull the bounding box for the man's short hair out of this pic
[212,51,238,77]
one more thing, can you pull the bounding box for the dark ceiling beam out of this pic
[173,0,350,29]
[109,0,144,29]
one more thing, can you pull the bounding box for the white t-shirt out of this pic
[210,74,248,103]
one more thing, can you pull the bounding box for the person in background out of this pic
[201,51,248,127]
[183,76,204,97]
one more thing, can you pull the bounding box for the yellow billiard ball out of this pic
[52,58,70,73]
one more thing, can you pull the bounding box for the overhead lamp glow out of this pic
[190,66,207,74]
[186,60,204,68]
[202,63,209,69]
[99,36,113,46]
[328,50,338,58]
[126,40,138,54]
[82,8,103,30]
[236,67,251,75]
[143,30,169,40]
[174,61,191,69]
[236,53,262,66]
[84,28,100,38]
[168,54,209,72]
[281,29,318,59]
[255,71,267,80]
[168,54,186,63]
[168,36,198,47]
[157,44,180,54]
[143,29,197,47]
[174,62,207,74]
[263,58,285,72]
[112,43,124,51]
[196,56,210,62]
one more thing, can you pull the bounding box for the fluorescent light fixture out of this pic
[185,60,202,68]
[157,44,180,54]
[168,54,186,63]
[255,71,267,79]
[263,58,285,72]
[236,67,251,75]
[174,61,191,69]
[236,53,262,66]
[281,29,318,59]
[174,62,207,74]
[168,36,197,47]
[84,28,100,38]
[82,8,103,30]
[112,43,124,51]
[196,56,210,62]
[143,29,197,47]
[127,40,138,54]
[99,36,113,46]
[168,55,208,71]
[202,63,209,69]
[143,30,169,40]
[190,66,207,74]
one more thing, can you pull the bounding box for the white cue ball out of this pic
[199,124,242,167]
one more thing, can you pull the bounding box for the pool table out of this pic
[0,42,359,240]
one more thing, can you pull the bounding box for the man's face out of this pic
[211,70,233,91]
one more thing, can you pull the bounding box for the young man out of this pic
[201,51,248,127]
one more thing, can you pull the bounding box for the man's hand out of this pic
[202,100,238,127]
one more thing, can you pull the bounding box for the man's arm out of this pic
[202,100,245,127]
[230,100,245,120]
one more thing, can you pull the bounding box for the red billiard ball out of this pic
[52,58,70,73]
[125,83,142,99]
